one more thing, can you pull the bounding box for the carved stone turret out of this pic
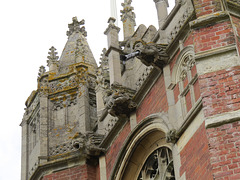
[121,0,136,40]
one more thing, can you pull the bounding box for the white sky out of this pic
[0,1,174,179]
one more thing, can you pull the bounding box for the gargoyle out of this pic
[103,83,136,117]
[133,40,169,69]
[71,132,105,156]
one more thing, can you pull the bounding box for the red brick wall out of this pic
[136,75,168,123]
[42,164,97,180]
[231,15,240,56]
[193,0,222,17]
[207,121,240,179]
[194,21,235,53]
[105,122,131,179]
[199,66,240,117]
[184,33,194,47]
[180,122,213,179]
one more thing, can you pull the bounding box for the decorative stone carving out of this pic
[179,53,195,81]
[136,66,153,91]
[104,17,120,35]
[52,94,77,111]
[39,77,49,95]
[49,142,75,156]
[168,7,193,43]
[103,82,136,117]
[38,66,46,78]
[47,46,59,67]
[75,38,87,62]
[71,132,105,156]
[166,129,179,143]
[48,75,78,94]
[67,17,87,37]
[133,40,169,69]
[96,48,110,88]
[120,0,136,25]
[105,117,118,134]
[137,147,175,180]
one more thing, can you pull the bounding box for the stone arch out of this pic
[111,112,174,180]
[171,45,195,84]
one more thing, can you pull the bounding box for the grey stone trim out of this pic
[133,68,162,107]
[189,11,229,29]
[109,112,171,180]
[29,155,86,180]
[195,45,237,60]
[205,109,240,128]
[176,98,203,138]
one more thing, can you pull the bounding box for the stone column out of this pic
[77,83,91,132]
[39,94,48,164]
[104,17,122,85]
[20,118,28,180]
[154,0,169,28]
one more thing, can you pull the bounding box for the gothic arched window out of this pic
[173,46,200,117]
[137,147,175,180]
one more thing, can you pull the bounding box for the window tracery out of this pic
[137,147,175,180]
[175,47,199,115]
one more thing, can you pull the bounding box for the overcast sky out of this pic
[0,1,174,179]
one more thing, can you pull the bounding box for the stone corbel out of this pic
[166,129,179,143]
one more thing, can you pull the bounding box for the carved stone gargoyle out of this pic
[103,82,137,117]
[71,132,105,156]
[166,129,179,144]
[133,40,169,69]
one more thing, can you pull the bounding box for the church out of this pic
[20,0,240,179]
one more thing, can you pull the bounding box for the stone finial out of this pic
[47,46,59,72]
[96,48,110,87]
[47,46,59,62]
[104,17,120,35]
[66,17,87,37]
[38,66,46,77]
[120,0,136,25]
[100,48,109,69]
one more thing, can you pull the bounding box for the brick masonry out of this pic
[207,121,240,179]
[180,122,213,180]
[194,20,235,53]
[105,122,131,179]
[42,164,97,180]
[193,0,222,17]
[199,66,240,117]
[231,15,240,56]
[136,75,168,123]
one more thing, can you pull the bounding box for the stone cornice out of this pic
[189,11,229,29]
[205,109,240,128]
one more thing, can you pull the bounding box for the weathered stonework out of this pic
[21,1,240,180]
